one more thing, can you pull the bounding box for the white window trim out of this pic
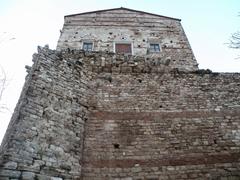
[113,41,134,55]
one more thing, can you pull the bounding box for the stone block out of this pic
[36,174,51,180]
[0,169,21,178]
[21,172,35,179]
[51,177,63,180]
[3,162,18,170]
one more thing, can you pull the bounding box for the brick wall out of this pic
[0,48,240,180]
[83,72,240,180]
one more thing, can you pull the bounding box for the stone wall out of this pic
[1,48,240,180]
[83,72,240,180]
[57,8,198,72]
[0,47,91,179]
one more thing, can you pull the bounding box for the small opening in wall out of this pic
[149,44,160,53]
[83,42,93,51]
[138,79,142,83]
[113,143,120,149]
[143,39,146,42]
[115,43,132,54]
[109,32,113,35]
[159,105,163,108]
[75,32,78,34]
[138,45,141,48]
[170,40,173,43]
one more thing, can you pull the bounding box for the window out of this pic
[83,42,93,51]
[149,43,160,53]
[115,43,132,54]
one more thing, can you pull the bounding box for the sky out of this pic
[0,0,240,143]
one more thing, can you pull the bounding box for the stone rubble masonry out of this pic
[0,46,240,179]
[0,46,90,180]
[57,8,198,72]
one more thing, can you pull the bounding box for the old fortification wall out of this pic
[0,47,91,179]
[57,8,198,72]
[83,72,240,180]
[0,47,240,180]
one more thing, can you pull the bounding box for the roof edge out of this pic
[64,7,181,21]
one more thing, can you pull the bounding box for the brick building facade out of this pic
[0,8,240,180]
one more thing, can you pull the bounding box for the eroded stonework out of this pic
[0,46,240,180]
[57,7,198,72]
[1,7,240,180]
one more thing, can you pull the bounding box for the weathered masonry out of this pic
[1,7,240,180]
[57,7,198,72]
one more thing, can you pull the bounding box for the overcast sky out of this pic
[0,0,240,143]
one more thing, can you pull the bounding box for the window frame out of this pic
[149,43,161,53]
[114,42,133,55]
[82,42,93,51]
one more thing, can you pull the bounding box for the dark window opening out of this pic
[83,42,93,51]
[113,143,120,149]
[115,43,132,54]
[149,44,160,53]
